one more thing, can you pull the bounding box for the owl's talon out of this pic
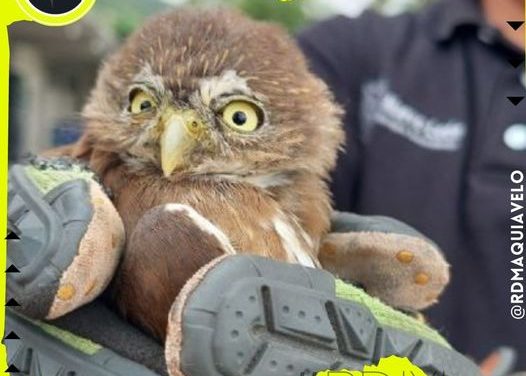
[7,162,124,320]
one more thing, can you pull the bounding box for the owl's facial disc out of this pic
[126,70,267,177]
[159,108,207,177]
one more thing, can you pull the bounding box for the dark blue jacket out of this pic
[299,0,526,365]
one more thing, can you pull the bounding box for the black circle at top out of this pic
[28,0,83,14]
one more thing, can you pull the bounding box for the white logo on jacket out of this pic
[361,80,466,151]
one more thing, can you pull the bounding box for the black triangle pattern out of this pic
[5,298,21,307]
[5,265,20,273]
[5,364,20,372]
[507,21,525,30]
[5,232,20,240]
[4,331,20,340]
[507,96,524,105]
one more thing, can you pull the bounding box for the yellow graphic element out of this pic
[1,1,96,374]
[15,0,96,27]
[0,28,9,376]
[316,356,427,376]
[2,0,96,27]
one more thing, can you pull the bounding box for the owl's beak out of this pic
[160,108,206,177]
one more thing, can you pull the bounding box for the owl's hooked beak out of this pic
[159,108,206,177]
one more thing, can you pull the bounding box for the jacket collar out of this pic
[423,0,486,43]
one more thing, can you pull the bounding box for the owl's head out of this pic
[83,8,343,182]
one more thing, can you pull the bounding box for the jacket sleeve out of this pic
[297,15,369,212]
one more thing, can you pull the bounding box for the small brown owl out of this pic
[61,8,344,339]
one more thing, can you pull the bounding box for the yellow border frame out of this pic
[0,26,9,376]
[0,0,95,374]
[0,1,525,375]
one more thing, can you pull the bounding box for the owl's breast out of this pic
[111,174,318,267]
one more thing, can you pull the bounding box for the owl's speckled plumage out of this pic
[65,8,344,339]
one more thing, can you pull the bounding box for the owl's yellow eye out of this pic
[221,101,262,133]
[130,91,156,114]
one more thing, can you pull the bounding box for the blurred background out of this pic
[8,0,430,160]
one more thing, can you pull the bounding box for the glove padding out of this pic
[321,212,450,311]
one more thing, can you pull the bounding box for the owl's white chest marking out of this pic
[163,202,316,269]
[272,215,316,268]
[163,203,236,255]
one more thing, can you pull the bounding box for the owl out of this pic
[62,8,344,340]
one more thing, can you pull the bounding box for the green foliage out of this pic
[186,0,310,31]
[236,0,308,31]
[92,0,167,39]
[92,0,433,38]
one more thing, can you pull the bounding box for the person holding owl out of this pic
[298,0,525,371]
[6,7,483,376]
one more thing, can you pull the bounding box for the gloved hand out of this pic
[321,211,450,312]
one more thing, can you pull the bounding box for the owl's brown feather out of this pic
[63,8,344,339]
